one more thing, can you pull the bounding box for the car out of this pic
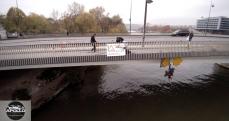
[7,32,18,38]
[171,30,190,36]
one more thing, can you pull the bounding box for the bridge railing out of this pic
[0,41,229,70]
[1,41,229,54]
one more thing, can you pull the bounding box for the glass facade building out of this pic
[196,17,229,33]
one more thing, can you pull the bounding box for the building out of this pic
[196,16,229,34]
[0,24,7,40]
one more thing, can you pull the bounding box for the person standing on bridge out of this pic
[67,31,69,36]
[188,31,194,48]
[91,33,97,52]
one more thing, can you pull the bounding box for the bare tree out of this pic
[89,7,105,21]
[67,2,84,17]
[50,9,59,21]
[61,12,74,33]
[89,7,105,32]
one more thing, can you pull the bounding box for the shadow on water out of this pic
[31,62,229,121]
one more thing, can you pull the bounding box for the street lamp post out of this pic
[142,0,153,47]
[129,0,132,35]
[205,0,214,36]
[16,0,18,8]
[16,0,20,36]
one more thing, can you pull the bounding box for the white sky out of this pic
[0,0,228,25]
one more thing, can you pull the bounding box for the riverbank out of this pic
[0,66,88,110]
[215,63,229,69]
[31,73,68,110]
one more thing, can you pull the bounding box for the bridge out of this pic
[1,37,229,70]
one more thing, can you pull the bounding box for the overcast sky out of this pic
[0,0,228,25]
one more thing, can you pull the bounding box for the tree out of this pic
[2,4,127,34]
[109,23,127,33]
[89,7,105,32]
[50,10,63,33]
[75,13,100,33]
[0,14,6,25]
[50,9,59,21]
[61,12,75,33]
[111,15,122,26]
[67,2,84,17]
[100,16,111,33]
[24,13,51,33]
[60,2,85,33]
[5,7,26,32]
[109,15,127,33]
[89,7,105,21]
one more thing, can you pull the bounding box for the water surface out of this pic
[33,58,229,121]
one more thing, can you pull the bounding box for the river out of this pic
[33,57,229,121]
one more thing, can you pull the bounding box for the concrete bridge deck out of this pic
[0,40,229,70]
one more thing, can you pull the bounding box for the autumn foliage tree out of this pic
[75,13,100,33]
[61,3,127,33]
[1,2,127,34]
[4,7,26,32]
[24,13,51,33]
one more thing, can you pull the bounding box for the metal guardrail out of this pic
[1,41,229,52]
[0,41,229,70]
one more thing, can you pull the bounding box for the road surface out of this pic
[0,36,229,47]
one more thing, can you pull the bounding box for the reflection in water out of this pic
[33,58,229,121]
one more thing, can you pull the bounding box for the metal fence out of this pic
[0,41,229,70]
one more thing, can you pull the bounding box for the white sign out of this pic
[107,43,126,56]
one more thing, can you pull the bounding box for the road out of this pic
[0,36,229,47]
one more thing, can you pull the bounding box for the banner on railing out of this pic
[107,43,126,56]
